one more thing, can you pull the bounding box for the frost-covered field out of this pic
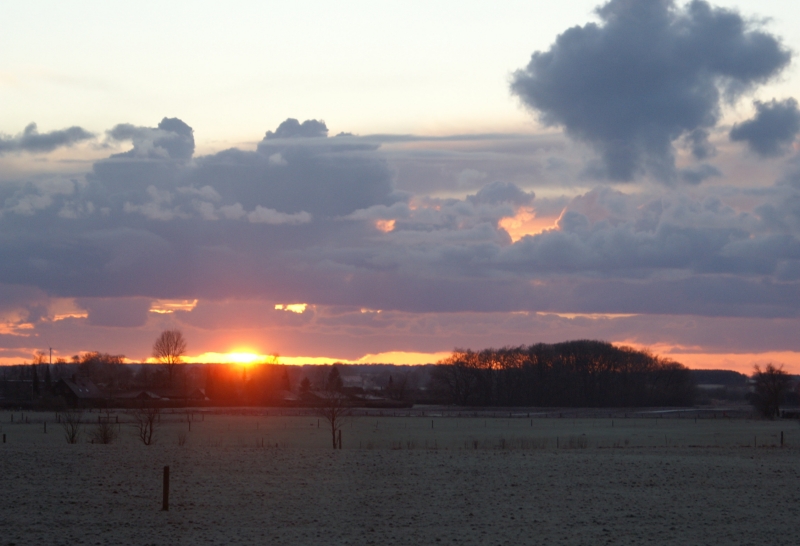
[2,410,799,545]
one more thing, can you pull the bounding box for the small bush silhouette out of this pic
[132,407,160,445]
[60,409,83,444]
[89,413,119,444]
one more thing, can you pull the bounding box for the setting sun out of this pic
[187,352,278,365]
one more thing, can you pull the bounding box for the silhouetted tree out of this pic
[299,377,311,394]
[750,364,791,418]
[386,374,408,401]
[44,364,52,393]
[315,366,352,449]
[152,330,187,386]
[280,368,291,391]
[31,364,39,396]
[76,352,130,392]
[326,365,343,391]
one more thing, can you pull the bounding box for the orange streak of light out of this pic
[375,219,396,233]
[498,207,559,242]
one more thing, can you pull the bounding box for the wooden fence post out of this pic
[162,466,170,511]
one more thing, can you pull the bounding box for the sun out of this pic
[224,352,263,364]
[188,351,275,365]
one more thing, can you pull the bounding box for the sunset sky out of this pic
[2,0,800,372]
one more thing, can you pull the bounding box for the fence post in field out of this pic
[162,466,170,511]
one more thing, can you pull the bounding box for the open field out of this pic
[2,409,800,545]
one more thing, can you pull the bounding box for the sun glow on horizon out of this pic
[186,352,278,365]
[612,341,800,374]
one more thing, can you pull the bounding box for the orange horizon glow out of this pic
[2,348,800,374]
[612,342,800,375]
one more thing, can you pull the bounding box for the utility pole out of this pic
[49,347,52,365]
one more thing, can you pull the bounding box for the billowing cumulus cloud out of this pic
[0,123,94,155]
[510,0,790,182]
[107,117,195,161]
[730,99,800,157]
[264,118,328,139]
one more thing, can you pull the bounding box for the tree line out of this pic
[430,340,695,407]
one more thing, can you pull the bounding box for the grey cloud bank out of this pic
[0,115,798,321]
[0,123,94,155]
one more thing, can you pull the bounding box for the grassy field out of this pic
[2,409,799,545]
[0,408,793,450]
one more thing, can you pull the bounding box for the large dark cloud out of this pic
[510,0,790,182]
[0,123,94,155]
[730,98,800,157]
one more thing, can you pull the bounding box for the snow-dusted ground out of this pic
[2,411,799,545]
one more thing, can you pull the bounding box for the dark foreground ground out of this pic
[2,412,799,545]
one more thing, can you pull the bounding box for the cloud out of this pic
[510,0,790,182]
[2,112,800,329]
[467,181,534,206]
[247,206,311,225]
[77,297,152,328]
[0,123,94,155]
[264,118,328,139]
[107,117,195,161]
[680,163,722,184]
[730,98,800,157]
[2,178,77,216]
[685,129,716,160]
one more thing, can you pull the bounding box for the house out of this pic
[53,376,106,407]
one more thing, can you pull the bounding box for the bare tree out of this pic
[60,409,83,444]
[89,411,119,444]
[314,365,352,449]
[132,406,160,445]
[751,364,791,418]
[152,330,187,386]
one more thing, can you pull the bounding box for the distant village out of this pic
[0,352,432,410]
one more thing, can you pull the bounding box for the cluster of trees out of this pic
[750,364,792,418]
[430,340,695,407]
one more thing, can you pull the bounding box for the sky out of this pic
[2,0,800,372]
